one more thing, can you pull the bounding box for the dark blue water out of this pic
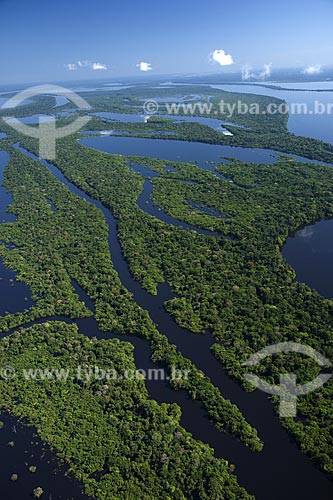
[0,150,89,500]
[7,115,54,125]
[93,111,243,134]
[0,98,32,109]
[0,151,34,314]
[0,261,34,316]
[153,114,233,133]
[122,162,227,236]
[210,83,333,144]
[80,135,331,172]
[0,413,91,500]
[12,144,333,500]
[127,161,160,178]
[53,95,69,108]
[137,180,222,237]
[271,82,333,91]
[1,140,333,499]
[94,112,148,123]
[283,219,333,298]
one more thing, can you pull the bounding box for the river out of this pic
[1,141,330,499]
[0,150,91,500]
[80,135,330,170]
[208,83,333,144]
[1,79,333,498]
[283,219,333,298]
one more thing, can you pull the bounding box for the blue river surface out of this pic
[283,219,333,298]
[0,83,333,498]
[79,134,331,171]
[160,81,333,144]
[209,83,333,144]
[0,150,91,500]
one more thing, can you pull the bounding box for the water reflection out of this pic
[283,219,333,298]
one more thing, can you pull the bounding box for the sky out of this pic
[1,0,333,84]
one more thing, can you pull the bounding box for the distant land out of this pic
[1,67,333,91]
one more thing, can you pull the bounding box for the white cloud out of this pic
[242,63,272,80]
[65,63,78,71]
[210,49,234,66]
[66,60,108,71]
[137,61,152,72]
[78,60,90,68]
[241,64,254,80]
[92,62,107,71]
[303,64,322,75]
[259,63,272,79]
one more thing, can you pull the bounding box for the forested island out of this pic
[0,83,333,499]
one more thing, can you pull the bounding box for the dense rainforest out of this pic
[0,322,253,500]
[1,84,333,496]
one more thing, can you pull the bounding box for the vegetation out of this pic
[0,322,253,500]
[2,84,333,164]
[23,134,333,479]
[0,143,261,451]
[79,85,333,163]
[2,82,333,488]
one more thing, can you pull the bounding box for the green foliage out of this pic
[0,322,253,500]
[36,135,333,479]
[2,83,333,483]
[0,140,260,452]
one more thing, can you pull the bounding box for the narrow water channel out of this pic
[0,150,91,500]
[8,143,333,500]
